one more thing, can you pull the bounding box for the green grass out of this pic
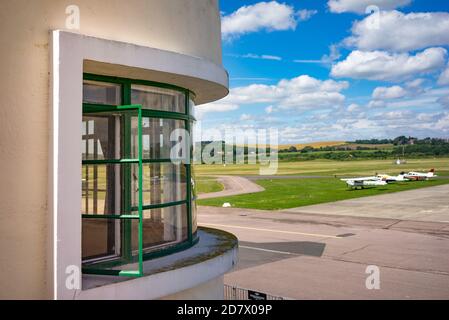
[197,178,449,210]
[196,176,224,194]
[194,158,449,177]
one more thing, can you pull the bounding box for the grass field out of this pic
[196,176,224,194]
[197,178,449,210]
[195,157,449,210]
[194,158,449,177]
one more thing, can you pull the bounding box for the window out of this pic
[81,75,197,277]
[83,80,122,105]
[131,84,185,113]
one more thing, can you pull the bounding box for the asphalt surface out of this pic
[198,185,449,299]
[198,175,264,200]
[245,175,449,180]
[285,184,449,223]
[245,175,327,180]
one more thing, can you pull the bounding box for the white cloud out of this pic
[331,48,447,81]
[365,85,449,110]
[294,44,341,65]
[405,78,426,89]
[347,103,361,112]
[344,11,449,52]
[195,103,239,120]
[367,100,387,109]
[240,114,254,121]
[228,53,282,61]
[387,97,438,109]
[368,86,408,109]
[352,119,379,129]
[321,45,342,64]
[372,86,407,100]
[438,95,449,108]
[261,55,282,61]
[373,110,415,120]
[297,9,318,21]
[223,75,349,110]
[416,112,443,122]
[222,1,298,39]
[434,112,449,131]
[438,64,449,86]
[206,108,449,144]
[328,0,411,14]
[280,91,346,109]
[244,54,282,61]
[405,78,426,94]
[293,59,324,64]
[265,105,275,114]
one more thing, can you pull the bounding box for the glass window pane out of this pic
[130,117,185,160]
[189,98,195,118]
[191,165,198,235]
[82,114,122,160]
[131,204,188,253]
[82,218,120,261]
[82,164,125,215]
[131,163,187,207]
[83,80,122,105]
[131,84,185,113]
[192,201,198,235]
[81,80,195,268]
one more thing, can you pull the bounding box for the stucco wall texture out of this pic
[0,0,222,299]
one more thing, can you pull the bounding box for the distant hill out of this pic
[276,141,346,150]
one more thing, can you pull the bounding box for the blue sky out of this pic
[197,0,449,144]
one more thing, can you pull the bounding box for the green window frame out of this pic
[81,73,198,277]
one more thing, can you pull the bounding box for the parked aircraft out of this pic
[376,173,409,183]
[341,177,387,189]
[341,168,437,189]
[403,169,437,181]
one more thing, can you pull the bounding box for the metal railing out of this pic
[224,285,287,300]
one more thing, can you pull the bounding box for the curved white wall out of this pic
[0,0,225,299]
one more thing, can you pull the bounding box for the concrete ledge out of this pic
[58,30,229,104]
[77,227,238,300]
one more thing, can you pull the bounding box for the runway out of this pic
[199,184,449,299]
[197,175,264,200]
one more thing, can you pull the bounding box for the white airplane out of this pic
[341,177,387,189]
[403,169,437,181]
[376,173,409,183]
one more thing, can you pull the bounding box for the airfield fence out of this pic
[224,285,288,300]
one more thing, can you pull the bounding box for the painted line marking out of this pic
[240,245,297,255]
[201,223,341,239]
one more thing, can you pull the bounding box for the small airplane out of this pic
[341,177,387,189]
[402,169,437,181]
[376,173,409,183]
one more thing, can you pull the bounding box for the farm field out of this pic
[276,141,346,150]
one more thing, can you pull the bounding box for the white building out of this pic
[0,0,237,300]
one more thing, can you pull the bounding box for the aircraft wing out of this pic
[341,176,377,182]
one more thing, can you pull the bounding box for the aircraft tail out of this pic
[428,169,435,178]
